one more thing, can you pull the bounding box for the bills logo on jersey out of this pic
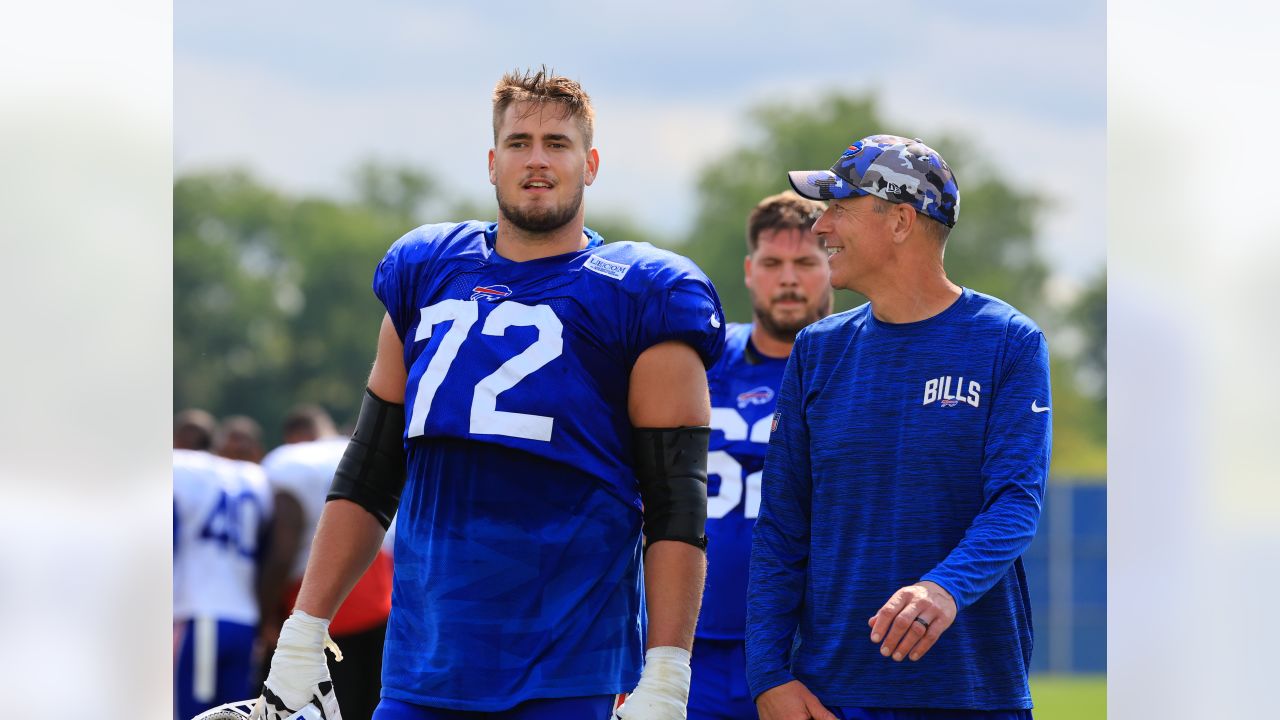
[471,284,512,302]
[923,376,981,408]
[771,410,781,433]
[737,386,775,409]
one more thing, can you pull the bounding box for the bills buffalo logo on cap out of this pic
[737,386,775,409]
[470,284,512,302]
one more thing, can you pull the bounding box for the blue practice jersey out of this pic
[698,323,788,640]
[747,289,1051,710]
[372,221,725,711]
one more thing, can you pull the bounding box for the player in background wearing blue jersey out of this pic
[250,67,725,720]
[690,192,830,720]
[747,136,1051,720]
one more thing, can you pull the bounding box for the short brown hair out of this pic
[282,404,336,442]
[869,195,951,246]
[174,408,216,451]
[492,66,595,149]
[746,191,826,253]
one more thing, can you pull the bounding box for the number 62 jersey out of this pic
[371,221,725,711]
[698,322,788,641]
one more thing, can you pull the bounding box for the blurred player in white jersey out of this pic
[259,405,392,720]
[174,410,274,720]
[691,193,830,720]
[215,415,266,464]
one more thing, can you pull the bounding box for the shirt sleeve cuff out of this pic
[919,572,967,612]
[748,670,797,702]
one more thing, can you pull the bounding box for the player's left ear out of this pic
[488,148,497,186]
[891,203,916,244]
[584,147,599,186]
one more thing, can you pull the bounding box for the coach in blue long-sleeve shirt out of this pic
[747,135,1052,720]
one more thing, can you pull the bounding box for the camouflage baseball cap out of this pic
[787,134,960,228]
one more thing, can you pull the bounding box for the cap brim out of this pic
[787,170,860,201]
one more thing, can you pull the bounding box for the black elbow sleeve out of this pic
[327,388,407,529]
[633,426,711,551]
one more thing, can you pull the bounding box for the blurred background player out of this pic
[258,404,393,720]
[690,192,831,720]
[251,66,724,720]
[175,408,218,451]
[174,409,274,720]
[215,414,266,464]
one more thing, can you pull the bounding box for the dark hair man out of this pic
[689,191,830,720]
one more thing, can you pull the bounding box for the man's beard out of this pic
[497,181,584,234]
[752,288,832,342]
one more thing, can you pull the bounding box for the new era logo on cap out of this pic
[787,134,960,228]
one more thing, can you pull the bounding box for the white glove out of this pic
[249,611,344,720]
[612,646,692,720]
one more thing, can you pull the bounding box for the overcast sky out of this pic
[176,1,1104,286]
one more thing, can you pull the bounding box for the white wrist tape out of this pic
[268,611,342,705]
[619,646,692,718]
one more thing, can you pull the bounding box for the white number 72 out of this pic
[406,299,563,442]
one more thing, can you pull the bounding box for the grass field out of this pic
[1030,674,1106,719]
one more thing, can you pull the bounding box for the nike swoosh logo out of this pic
[1031,400,1050,413]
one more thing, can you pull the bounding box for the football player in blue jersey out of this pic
[747,135,1051,720]
[249,67,726,720]
[690,192,830,720]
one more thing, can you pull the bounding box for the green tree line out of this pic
[175,92,1105,476]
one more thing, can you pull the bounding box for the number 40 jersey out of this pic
[371,221,725,711]
[172,449,272,626]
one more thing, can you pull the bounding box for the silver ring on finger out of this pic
[913,616,931,629]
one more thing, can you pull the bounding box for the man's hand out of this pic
[755,680,837,720]
[612,647,692,720]
[868,580,958,662]
[249,612,344,720]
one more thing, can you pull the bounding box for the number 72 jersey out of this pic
[372,221,726,510]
